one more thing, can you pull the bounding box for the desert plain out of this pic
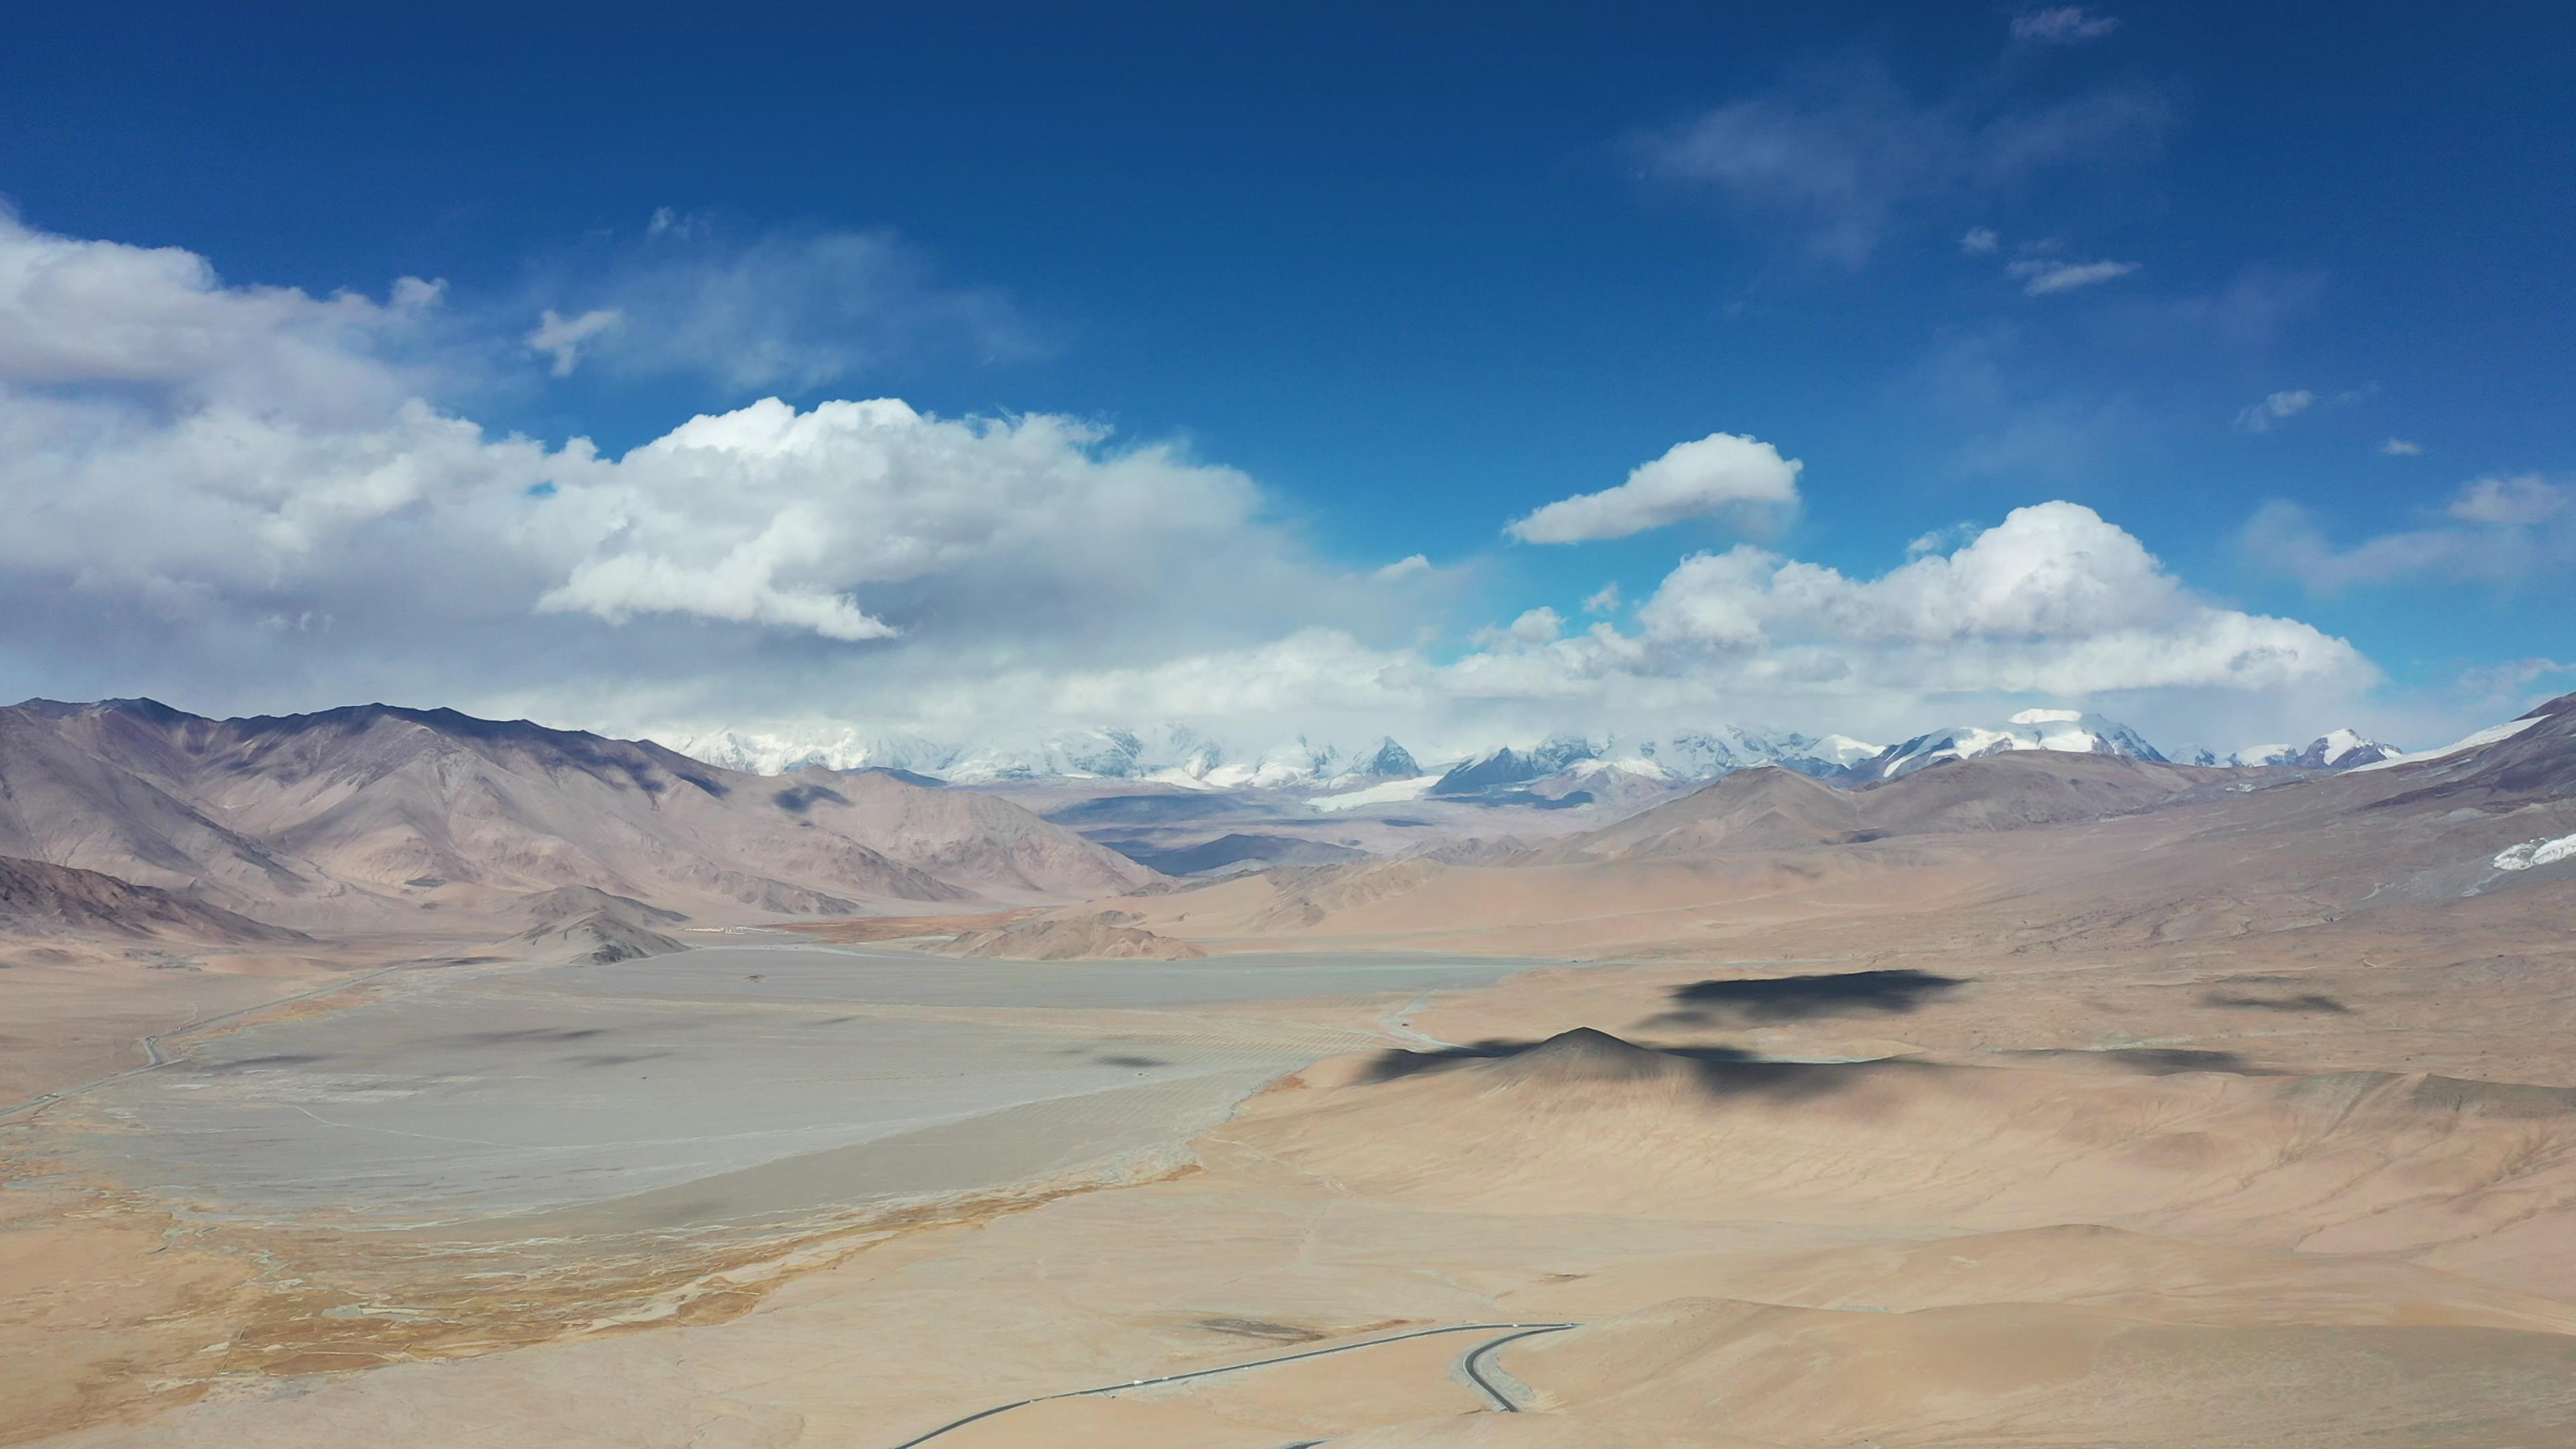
[5,694,2576,1448]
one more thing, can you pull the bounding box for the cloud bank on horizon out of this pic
[0,208,2411,756]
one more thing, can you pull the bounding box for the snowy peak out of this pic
[1864,711,2166,781]
[2168,728,2400,771]
[1343,736,1421,780]
[663,708,2402,798]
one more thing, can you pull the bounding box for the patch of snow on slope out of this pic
[1309,775,1442,812]
[2495,832,2576,871]
[2352,715,2544,773]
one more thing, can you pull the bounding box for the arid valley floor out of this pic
[5,695,2576,1447]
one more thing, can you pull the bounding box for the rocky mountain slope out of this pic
[0,698,1158,927]
[0,854,305,943]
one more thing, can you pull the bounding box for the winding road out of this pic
[885,1320,1578,1448]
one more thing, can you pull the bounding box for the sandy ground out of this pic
[0,941,1556,1443]
[10,753,2576,1447]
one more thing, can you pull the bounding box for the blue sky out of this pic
[0,2,2567,754]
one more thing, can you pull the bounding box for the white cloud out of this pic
[1507,433,1802,544]
[0,209,439,420]
[2242,474,2573,591]
[0,213,1413,729]
[1904,521,1980,556]
[1374,553,1430,581]
[1508,607,1565,644]
[1582,582,1623,614]
[2011,7,2121,44]
[0,211,2387,755]
[1424,502,2373,742]
[1959,226,2000,255]
[2233,388,2315,433]
[2007,257,2141,294]
[525,307,623,376]
[1621,502,2367,694]
[2380,437,2423,456]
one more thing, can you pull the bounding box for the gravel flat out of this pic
[63,946,1547,1231]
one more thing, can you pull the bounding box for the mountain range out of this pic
[0,698,1157,939]
[667,708,2399,802]
[0,694,2438,944]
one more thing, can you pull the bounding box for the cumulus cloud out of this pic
[1507,433,1802,544]
[525,307,623,376]
[1374,553,1431,581]
[0,213,1402,727]
[2007,257,2140,294]
[1428,502,2373,743]
[0,211,2384,754]
[2233,389,2315,433]
[2242,474,2573,592]
[0,210,441,419]
[1635,66,2170,266]
[2380,437,2423,456]
[1582,582,1623,614]
[1619,502,2367,693]
[2011,7,2121,44]
[1959,226,2000,255]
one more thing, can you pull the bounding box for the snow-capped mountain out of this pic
[1428,728,1884,799]
[1615,727,1882,782]
[662,706,2390,802]
[2163,729,2399,771]
[1858,709,2165,782]
[669,724,1419,790]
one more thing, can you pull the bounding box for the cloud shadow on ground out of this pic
[2202,991,2353,1014]
[1638,968,1968,1030]
[1356,1034,1948,1104]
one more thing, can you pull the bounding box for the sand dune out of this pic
[1512,1295,2576,1446]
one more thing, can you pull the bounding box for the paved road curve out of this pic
[1459,1324,1577,1411]
[885,1320,1581,1448]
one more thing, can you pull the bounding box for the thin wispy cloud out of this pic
[2011,7,2122,44]
[523,213,1039,394]
[2234,389,2315,433]
[2243,474,2573,591]
[2008,257,2141,294]
[2381,437,2424,456]
[1959,226,2000,255]
[525,307,623,377]
[1635,64,2171,267]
